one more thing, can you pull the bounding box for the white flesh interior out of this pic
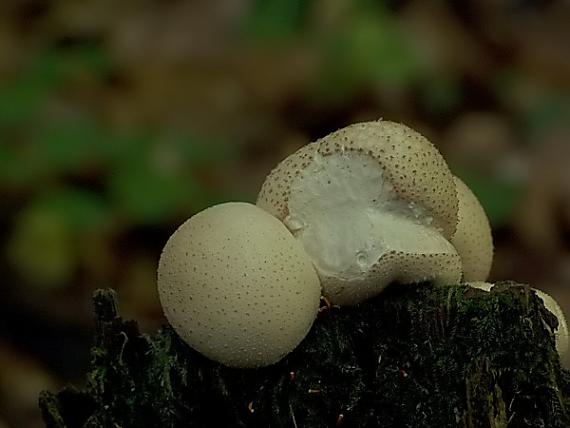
[285,152,453,283]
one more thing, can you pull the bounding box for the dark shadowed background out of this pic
[1,0,569,426]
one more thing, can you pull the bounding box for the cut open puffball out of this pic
[468,282,569,363]
[257,120,462,305]
[451,177,494,281]
[157,202,321,368]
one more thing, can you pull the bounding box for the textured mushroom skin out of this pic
[324,250,462,305]
[257,120,461,305]
[316,121,458,238]
[451,177,494,281]
[157,202,321,368]
[257,142,318,221]
[534,289,569,365]
[257,120,459,239]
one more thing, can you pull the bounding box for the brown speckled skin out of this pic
[157,202,321,368]
[322,249,462,305]
[256,120,463,305]
[257,120,459,239]
[451,176,494,281]
[257,142,318,221]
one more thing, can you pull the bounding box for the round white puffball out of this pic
[157,202,321,368]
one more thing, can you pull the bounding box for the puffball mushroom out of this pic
[468,282,569,363]
[257,120,462,305]
[157,202,321,368]
[536,289,570,363]
[451,177,494,281]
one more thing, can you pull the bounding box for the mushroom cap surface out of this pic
[257,142,318,223]
[325,248,462,305]
[257,120,461,305]
[534,289,569,365]
[157,202,321,368]
[451,177,494,281]
[258,120,459,238]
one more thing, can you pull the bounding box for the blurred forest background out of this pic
[0,0,569,426]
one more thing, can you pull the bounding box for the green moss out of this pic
[40,283,570,427]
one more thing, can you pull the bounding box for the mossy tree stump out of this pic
[40,282,570,427]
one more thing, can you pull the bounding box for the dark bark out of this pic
[40,282,570,427]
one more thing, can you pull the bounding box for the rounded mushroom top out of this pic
[258,120,459,239]
[257,142,318,224]
[451,177,494,282]
[316,121,458,238]
[257,120,462,305]
[157,202,321,368]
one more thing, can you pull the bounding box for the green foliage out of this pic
[524,95,570,137]
[7,204,76,288]
[0,45,110,127]
[41,283,570,427]
[314,3,423,101]
[493,69,570,137]
[33,187,109,232]
[420,74,462,116]
[105,132,233,225]
[108,157,194,225]
[0,41,238,289]
[243,0,312,40]
[34,120,104,172]
[6,186,108,287]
